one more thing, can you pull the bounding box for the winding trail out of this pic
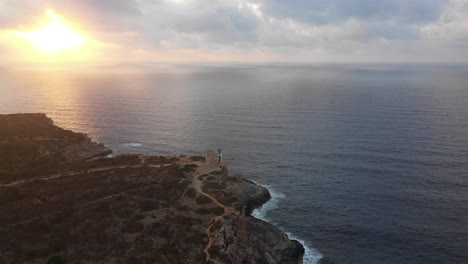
[1,163,174,187]
[193,172,233,263]
[2,156,233,263]
[1,184,156,230]
[1,159,179,230]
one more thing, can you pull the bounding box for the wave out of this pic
[287,232,323,264]
[120,143,143,147]
[252,184,322,264]
[252,185,285,219]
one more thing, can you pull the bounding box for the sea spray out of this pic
[286,232,323,264]
[252,184,322,264]
[120,143,143,147]
[251,185,285,219]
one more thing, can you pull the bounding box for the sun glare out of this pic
[14,10,87,54]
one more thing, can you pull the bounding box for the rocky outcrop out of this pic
[0,113,54,139]
[225,217,305,264]
[201,172,304,263]
[0,113,112,184]
[0,114,304,264]
[0,114,110,158]
[243,179,272,216]
[232,183,303,264]
[62,137,112,161]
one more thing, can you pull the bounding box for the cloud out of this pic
[259,0,447,24]
[0,0,467,63]
[152,1,258,45]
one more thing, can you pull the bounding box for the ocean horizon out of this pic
[1,64,468,264]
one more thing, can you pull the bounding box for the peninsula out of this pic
[0,113,304,264]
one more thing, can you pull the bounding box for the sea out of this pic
[1,64,468,264]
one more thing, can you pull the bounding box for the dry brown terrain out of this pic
[0,114,304,264]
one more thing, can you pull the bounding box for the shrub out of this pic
[46,255,67,264]
[195,208,210,215]
[23,220,49,233]
[206,176,217,181]
[141,201,158,212]
[122,221,144,234]
[48,238,68,253]
[212,207,225,216]
[225,235,234,245]
[198,174,209,181]
[133,214,145,221]
[146,156,180,165]
[179,163,198,173]
[174,171,186,179]
[208,245,221,259]
[0,186,22,204]
[185,188,196,198]
[190,156,206,162]
[204,182,224,190]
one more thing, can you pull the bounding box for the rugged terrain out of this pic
[0,113,304,264]
[0,113,111,184]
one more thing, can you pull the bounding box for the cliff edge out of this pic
[0,113,112,184]
[0,113,303,264]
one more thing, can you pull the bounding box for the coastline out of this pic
[251,183,323,264]
[196,166,306,263]
[0,113,306,263]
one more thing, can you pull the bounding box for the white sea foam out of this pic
[287,232,323,264]
[252,185,285,219]
[121,143,143,147]
[252,184,322,264]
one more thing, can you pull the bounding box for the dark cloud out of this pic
[1,0,467,63]
[262,0,447,24]
[52,0,141,15]
[252,0,450,42]
[170,6,258,44]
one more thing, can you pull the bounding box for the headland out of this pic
[0,113,304,263]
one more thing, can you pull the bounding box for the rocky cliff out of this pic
[0,113,112,184]
[0,114,303,264]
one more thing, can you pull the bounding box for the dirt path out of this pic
[193,172,232,263]
[2,157,232,262]
[1,184,156,230]
[1,163,175,187]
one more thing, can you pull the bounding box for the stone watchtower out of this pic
[206,149,228,187]
[206,149,218,167]
[206,149,223,167]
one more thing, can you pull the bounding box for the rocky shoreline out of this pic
[243,179,272,216]
[233,182,305,263]
[189,161,304,264]
[0,113,304,263]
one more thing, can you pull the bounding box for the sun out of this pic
[14,10,87,54]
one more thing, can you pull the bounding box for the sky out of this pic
[0,0,468,65]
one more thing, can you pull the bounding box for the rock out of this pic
[46,256,67,264]
[265,252,278,264]
[210,178,303,264]
[225,217,304,264]
[62,137,112,161]
[244,181,271,216]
